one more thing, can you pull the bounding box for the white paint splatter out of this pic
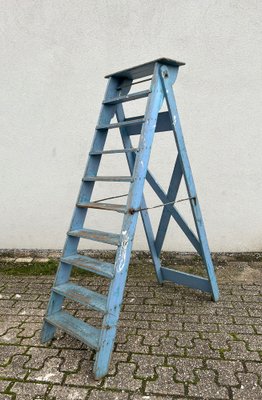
[37,372,56,381]
[117,230,129,272]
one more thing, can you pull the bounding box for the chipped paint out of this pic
[117,230,129,272]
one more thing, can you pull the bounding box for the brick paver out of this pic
[0,254,261,399]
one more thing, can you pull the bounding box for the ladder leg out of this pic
[116,103,163,283]
[41,77,120,343]
[94,63,165,379]
[160,65,219,301]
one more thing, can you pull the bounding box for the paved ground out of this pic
[0,253,261,399]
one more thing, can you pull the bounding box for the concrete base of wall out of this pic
[1,249,261,263]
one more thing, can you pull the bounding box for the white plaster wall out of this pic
[1,0,261,251]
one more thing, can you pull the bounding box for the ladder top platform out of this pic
[105,57,185,80]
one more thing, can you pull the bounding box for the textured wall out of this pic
[1,0,261,251]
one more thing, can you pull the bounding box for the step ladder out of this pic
[41,58,219,379]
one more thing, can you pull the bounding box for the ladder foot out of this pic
[40,321,56,343]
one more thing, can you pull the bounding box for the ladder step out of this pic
[52,283,107,313]
[61,254,115,279]
[83,176,133,182]
[68,228,120,246]
[90,148,138,155]
[103,89,151,105]
[45,311,100,350]
[97,117,144,130]
[77,202,126,213]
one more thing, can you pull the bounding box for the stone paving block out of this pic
[65,360,101,388]
[188,369,229,399]
[153,305,184,315]
[116,327,137,344]
[118,319,149,329]
[105,363,142,392]
[25,347,60,369]
[236,334,262,351]
[137,329,167,346]
[0,308,23,316]
[201,314,234,324]
[0,380,11,392]
[201,332,235,350]
[234,316,262,325]
[124,304,153,313]
[187,338,221,358]
[168,331,200,348]
[0,395,12,400]
[131,354,165,378]
[88,390,128,400]
[17,322,42,338]
[130,396,175,400]
[33,258,50,263]
[241,295,262,303]
[206,359,244,386]
[168,358,203,382]
[184,322,218,332]
[232,372,262,399]
[219,323,255,334]
[108,352,129,375]
[136,312,166,322]
[0,300,16,308]
[245,361,262,382]
[0,321,21,336]
[144,297,172,306]
[0,345,27,365]
[152,337,185,356]
[150,321,183,331]
[223,341,261,361]
[59,349,90,372]
[49,385,89,399]
[28,357,64,383]
[0,354,30,379]
[15,258,33,263]
[19,308,45,317]
[11,382,48,400]
[168,314,200,324]
[145,366,184,396]
[51,333,84,349]
[116,335,149,354]
[255,325,262,334]
[248,308,262,317]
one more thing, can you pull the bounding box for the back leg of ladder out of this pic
[160,65,219,301]
[116,103,163,283]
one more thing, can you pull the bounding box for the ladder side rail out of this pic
[41,77,120,343]
[116,102,163,283]
[160,64,219,301]
[93,63,165,379]
[154,156,183,255]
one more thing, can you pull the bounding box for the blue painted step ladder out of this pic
[41,58,219,379]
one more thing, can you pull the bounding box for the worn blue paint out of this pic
[41,58,219,380]
[161,267,212,292]
[45,311,101,350]
[159,64,219,302]
[94,62,165,378]
[116,101,163,284]
[52,283,107,313]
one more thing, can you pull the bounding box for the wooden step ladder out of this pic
[41,58,219,379]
